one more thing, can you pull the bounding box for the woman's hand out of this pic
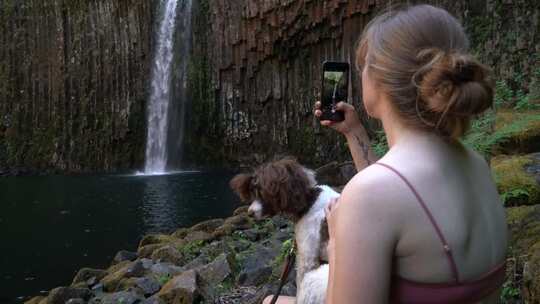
[314,101,365,136]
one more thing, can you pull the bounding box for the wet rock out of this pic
[492,154,540,206]
[23,296,45,304]
[72,268,107,286]
[151,245,184,265]
[139,234,174,248]
[315,161,356,186]
[65,299,85,304]
[112,250,138,265]
[141,296,165,304]
[183,230,214,243]
[119,276,161,297]
[156,270,202,303]
[149,262,184,277]
[237,244,277,286]
[137,244,164,259]
[197,253,233,285]
[493,111,540,155]
[189,218,225,233]
[171,228,189,239]
[97,291,144,304]
[233,206,249,216]
[46,287,91,304]
[213,214,253,238]
[100,260,146,292]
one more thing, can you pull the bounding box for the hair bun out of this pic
[416,48,494,117]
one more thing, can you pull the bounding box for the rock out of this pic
[171,228,189,239]
[493,110,540,155]
[215,286,259,304]
[507,205,540,303]
[23,296,45,304]
[233,206,249,216]
[97,291,144,304]
[71,268,107,286]
[141,296,165,304]
[65,299,85,304]
[107,260,131,274]
[183,230,214,243]
[271,215,291,229]
[157,270,202,303]
[112,250,138,265]
[137,244,164,259]
[237,244,277,286]
[149,262,184,277]
[492,154,540,206]
[315,161,356,186]
[151,245,185,265]
[46,287,91,304]
[101,260,147,292]
[119,276,161,297]
[189,218,225,233]
[139,234,174,248]
[213,214,253,238]
[197,253,233,285]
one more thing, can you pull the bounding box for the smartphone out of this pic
[321,61,349,122]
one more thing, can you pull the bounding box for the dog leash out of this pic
[269,240,297,304]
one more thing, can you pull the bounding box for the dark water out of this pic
[0,170,241,303]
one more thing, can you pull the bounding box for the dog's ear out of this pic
[230,173,253,202]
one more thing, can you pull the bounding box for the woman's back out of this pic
[375,132,507,302]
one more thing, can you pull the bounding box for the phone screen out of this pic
[323,70,348,110]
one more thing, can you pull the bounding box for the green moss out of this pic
[492,155,540,206]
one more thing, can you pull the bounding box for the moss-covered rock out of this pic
[493,110,540,155]
[507,205,540,303]
[492,154,540,206]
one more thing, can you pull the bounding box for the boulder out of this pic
[197,253,233,285]
[183,230,214,243]
[118,276,161,297]
[233,206,249,216]
[101,260,147,292]
[141,296,166,304]
[45,287,90,304]
[149,262,184,277]
[315,161,356,186]
[171,228,189,239]
[493,110,540,155]
[139,234,174,248]
[189,218,225,233]
[65,299,84,304]
[112,250,138,265]
[507,205,540,303]
[157,270,202,303]
[23,296,45,304]
[137,244,165,259]
[95,291,144,304]
[71,268,107,286]
[213,214,253,238]
[151,245,185,265]
[492,154,540,206]
[237,244,277,286]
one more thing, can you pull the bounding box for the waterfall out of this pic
[144,0,180,174]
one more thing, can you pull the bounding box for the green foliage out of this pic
[500,280,521,302]
[178,240,205,261]
[155,273,172,286]
[494,77,539,110]
[371,130,389,157]
[500,188,530,205]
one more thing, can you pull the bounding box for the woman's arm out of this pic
[314,101,378,171]
[325,169,399,304]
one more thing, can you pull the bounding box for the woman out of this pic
[264,4,507,304]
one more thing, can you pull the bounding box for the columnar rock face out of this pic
[0,0,538,172]
[0,0,155,173]
[185,0,540,167]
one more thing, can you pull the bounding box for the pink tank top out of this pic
[375,163,506,304]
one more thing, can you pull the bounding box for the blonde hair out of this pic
[356,4,493,138]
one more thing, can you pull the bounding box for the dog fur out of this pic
[230,157,340,303]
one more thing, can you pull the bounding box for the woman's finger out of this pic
[314,109,322,117]
[315,101,321,109]
[320,120,334,127]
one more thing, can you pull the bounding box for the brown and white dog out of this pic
[230,157,340,304]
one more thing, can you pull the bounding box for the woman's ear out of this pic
[230,173,253,202]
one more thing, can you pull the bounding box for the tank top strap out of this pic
[374,162,460,283]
